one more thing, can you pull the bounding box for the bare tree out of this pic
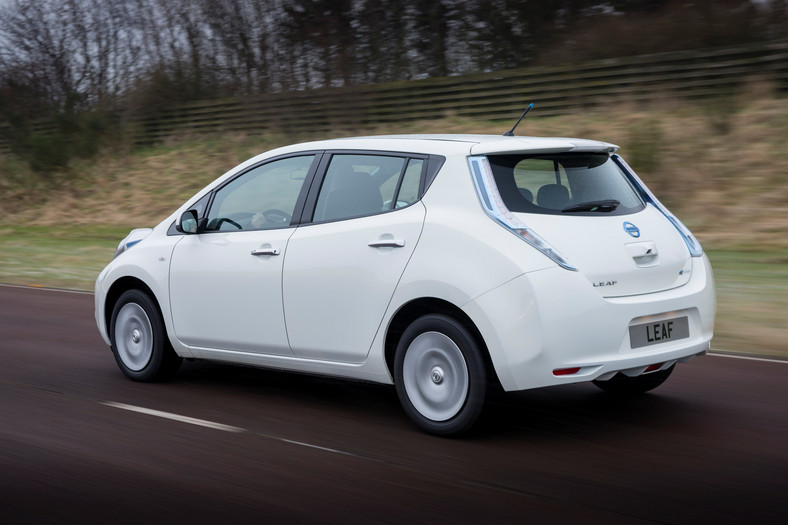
[0,0,780,121]
[0,0,145,111]
[200,0,278,94]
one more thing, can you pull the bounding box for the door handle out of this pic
[625,241,658,267]
[251,248,280,256]
[625,242,658,260]
[368,239,405,248]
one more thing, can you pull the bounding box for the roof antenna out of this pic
[503,103,534,136]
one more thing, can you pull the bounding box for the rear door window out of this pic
[312,154,426,222]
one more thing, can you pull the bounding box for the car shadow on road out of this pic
[477,381,701,441]
[163,359,702,441]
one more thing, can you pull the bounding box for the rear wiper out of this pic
[562,200,620,213]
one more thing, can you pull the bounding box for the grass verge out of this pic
[0,225,127,290]
[705,247,788,358]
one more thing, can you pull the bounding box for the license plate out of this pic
[629,316,689,349]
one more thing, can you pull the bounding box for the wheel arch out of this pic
[384,297,501,390]
[104,276,159,336]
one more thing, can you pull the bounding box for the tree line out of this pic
[0,0,786,170]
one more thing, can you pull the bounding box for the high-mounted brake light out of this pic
[613,155,703,257]
[468,156,577,271]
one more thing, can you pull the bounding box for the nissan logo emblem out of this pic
[623,222,640,238]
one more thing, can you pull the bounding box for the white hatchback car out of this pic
[95,134,715,435]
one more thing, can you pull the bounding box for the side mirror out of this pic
[177,209,199,234]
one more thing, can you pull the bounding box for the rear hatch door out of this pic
[515,207,691,297]
[484,151,691,297]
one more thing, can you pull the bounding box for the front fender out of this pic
[94,227,191,357]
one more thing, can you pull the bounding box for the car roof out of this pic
[267,134,619,158]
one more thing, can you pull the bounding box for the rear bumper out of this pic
[463,254,715,391]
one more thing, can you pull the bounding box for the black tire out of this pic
[109,289,181,382]
[592,365,674,395]
[394,314,487,436]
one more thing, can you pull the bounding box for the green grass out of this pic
[704,247,788,358]
[0,225,128,290]
[0,226,784,358]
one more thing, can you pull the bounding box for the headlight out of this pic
[114,228,153,259]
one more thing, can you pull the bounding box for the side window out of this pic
[394,158,424,209]
[313,154,406,222]
[189,193,212,218]
[205,155,314,231]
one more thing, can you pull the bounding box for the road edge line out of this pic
[708,352,787,364]
[0,282,93,295]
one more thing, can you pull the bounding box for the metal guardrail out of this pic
[2,40,787,153]
[129,40,788,145]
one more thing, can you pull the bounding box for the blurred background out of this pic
[0,0,786,356]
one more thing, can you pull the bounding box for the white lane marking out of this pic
[102,401,246,433]
[102,401,363,457]
[708,352,787,364]
[277,438,361,457]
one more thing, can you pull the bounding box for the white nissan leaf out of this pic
[95,133,715,435]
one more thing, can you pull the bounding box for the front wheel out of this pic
[394,314,487,436]
[110,289,181,382]
[592,365,674,395]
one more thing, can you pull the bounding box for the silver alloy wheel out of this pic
[114,302,154,372]
[402,331,469,422]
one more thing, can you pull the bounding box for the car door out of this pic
[169,154,318,356]
[283,153,427,363]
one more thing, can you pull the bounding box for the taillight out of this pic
[613,155,703,257]
[468,156,577,271]
[553,367,581,376]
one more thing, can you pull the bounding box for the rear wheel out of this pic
[110,289,181,381]
[593,365,674,395]
[394,314,487,436]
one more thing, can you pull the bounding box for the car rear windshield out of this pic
[486,153,644,216]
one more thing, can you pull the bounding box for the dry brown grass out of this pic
[2,90,787,250]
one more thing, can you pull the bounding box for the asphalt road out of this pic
[1,285,786,524]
